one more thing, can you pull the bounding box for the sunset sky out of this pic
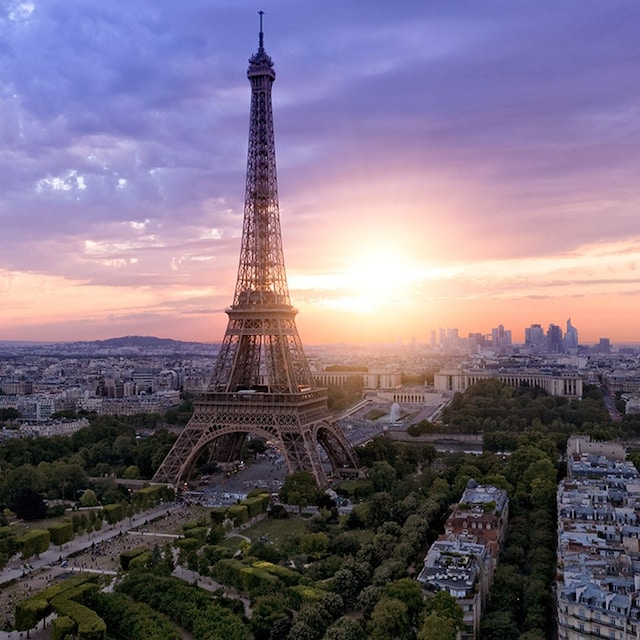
[1,1,640,345]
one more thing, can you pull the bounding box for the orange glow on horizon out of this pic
[3,234,640,345]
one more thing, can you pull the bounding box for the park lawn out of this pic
[220,536,248,553]
[242,516,309,544]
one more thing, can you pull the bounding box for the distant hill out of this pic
[0,336,217,357]
[94,336,202,349]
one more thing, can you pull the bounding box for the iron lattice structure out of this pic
[153,20,359,487]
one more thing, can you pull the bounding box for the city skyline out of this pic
[1,2,640,344]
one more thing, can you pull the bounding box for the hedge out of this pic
[15,576,97,634]
[239,566,280,597]
[289,584,328,607]
[175,537,199,553]
[227,505,249,526]
[92,591,181,640]
[15,597,50,631]
[18,529,50,559]
[48,521,74,547]
[252,560,301,586]
[51,594,106,640]
[51,615,76,640]
[182,525,208,544]
[131,484,175,510]
[0,526,19,565]
[210,507,227,524]
[103,503,125,524]
[117,573,252,640]
[120,546,150,571]
[129,551,153,571]
[242,494,270,519]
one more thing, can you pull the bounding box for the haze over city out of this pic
[1,2,639,344]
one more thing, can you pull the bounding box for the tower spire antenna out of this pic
[258,10,264,51]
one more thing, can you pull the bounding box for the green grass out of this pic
[242,516,309,543]
[220,536,247,552]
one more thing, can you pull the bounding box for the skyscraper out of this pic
[563,318,579,351]
[547,323,563,353]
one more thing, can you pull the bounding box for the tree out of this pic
[417,613,457,640]
[0,407,20,423]
[523,578,551,630]
[424,591,463,634]
[323,616,364,640]
[79,489,99,507]
[479,611,520,640]
[123,465,141,479]
[11,487,47,520]
[518,630,546,640]
[252,594,291,640]
[372,559,405,586]
[364,492,393,528]
[112,434,136,466]
[356,585,384,619]
[300,532,330,559]
[367,461,397,493]
[279,471,323,510]
[287,602,332,640]
[331,568,361,608]
[367,597,410,640]
[385,579,424,627]
[488,564,525,618]
[357,438,397,467]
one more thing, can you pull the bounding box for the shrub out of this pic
[120,547,150,571]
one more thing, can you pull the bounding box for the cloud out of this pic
[1,1,640,341]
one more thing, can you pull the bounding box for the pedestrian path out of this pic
[0,502,180,588]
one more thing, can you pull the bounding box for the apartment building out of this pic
[557,436,640,640]
[418,480,509,639]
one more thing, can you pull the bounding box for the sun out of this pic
[329,250,423,315]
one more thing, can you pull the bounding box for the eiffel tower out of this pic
[153,14,359,487]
